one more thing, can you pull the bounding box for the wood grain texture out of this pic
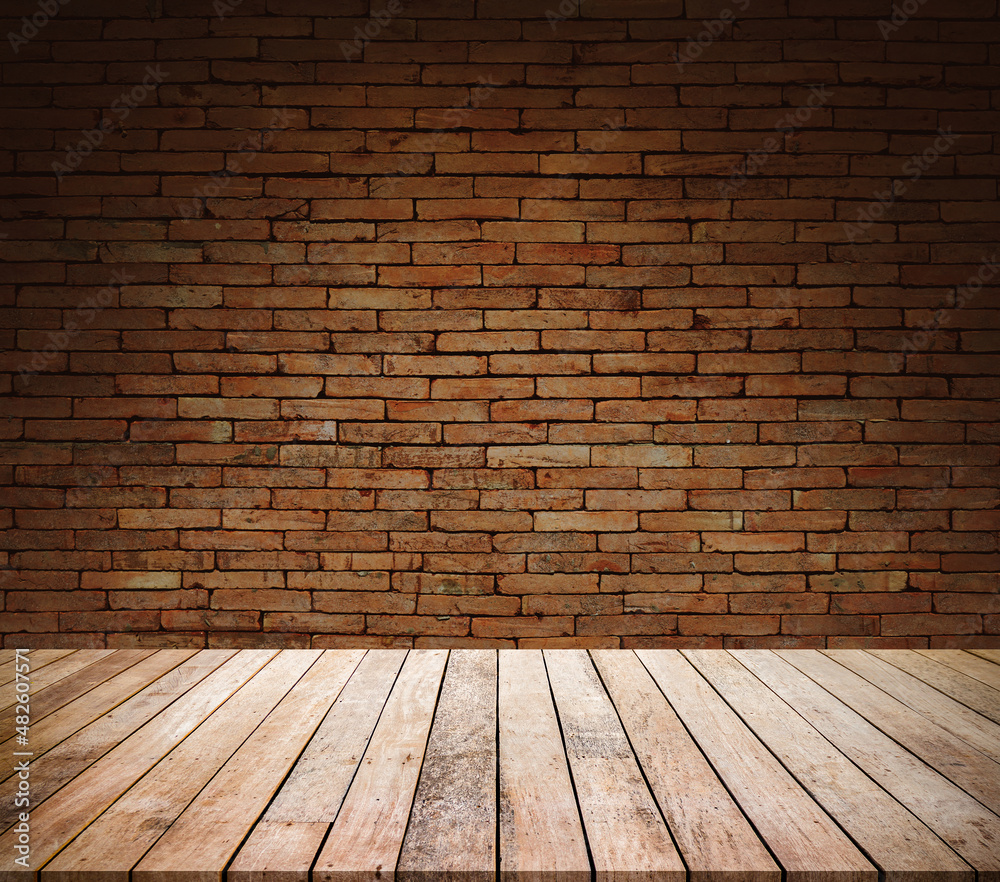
[915,650,1000,691]
[498,649,590,882]
[776,650,1000,815]
[823,650,1000,763]
[0,649,203,830]
[592,650,779,882]
[545,649,686,882]
[46,651,344,882]
[0,650,274,881]
[0,649,993,882]
[132,651,365,882]
[0,650,110,712]
[229,650,406,882]
[637,650,876,882]
[736,650,1000,882]
[312,649,448,882]
[0,650,153,738]
[689,650,971,882]
[870,649,1000,724]
[398,649,497,882]
[0,651,75,687]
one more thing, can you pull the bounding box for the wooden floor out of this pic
[2,649,1000,882]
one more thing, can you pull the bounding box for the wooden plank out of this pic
[46,650,355,882]
[545,649,686,882]
[776,650,1000,815]
[228,650,407,882]
[125,651,366,882]
[0,650,153,735]
[735,649,1000,880]
[497,649,590,882]
[397,649,497,882]
[0,649,275,879]
[592,650,777,882]
[0,650,197,787]
[687,650,972,882]
[637,649,877,882]
[0,651,107,711]
[312,650,449,882]
[869,649,1000,724]
[824,650,1000,763]
[916,649,1000,691]
[967,649,1000,665]
[0,650,75,687]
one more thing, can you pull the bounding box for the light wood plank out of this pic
[916,649,1000,690]
[688,650,971,882]
[870,649,1000,724]
[498,649,590,882]
[0,651,111,712]
[967,649,1000,665]
[0,649,202,826]
[46,650,352,882]
[397,649,497,882]
[546,649,686,882]
[637,649,877,882]
[128,651,366,882]
[777,650,1000,815]
[592,650,776,882]
[0,651,75,687]
[825,650,1000,763]
[0,650,276,879]
[0,650,153,736]
[312,650,449,882]
[736,649,1000,880]
[228,650,407,882]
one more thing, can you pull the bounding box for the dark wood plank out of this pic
[397,649,497,882]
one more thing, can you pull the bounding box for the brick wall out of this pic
[1,0,998,648]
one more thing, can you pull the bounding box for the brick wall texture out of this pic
[1,0,999,649]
